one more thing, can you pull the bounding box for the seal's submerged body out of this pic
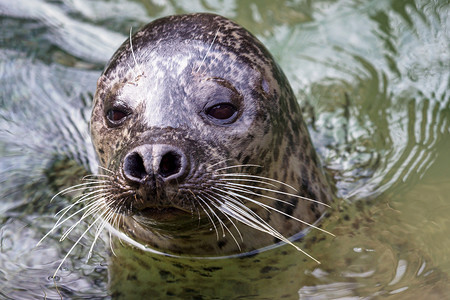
[89,13,333,258]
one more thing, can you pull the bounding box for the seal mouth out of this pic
[136,206,191,222]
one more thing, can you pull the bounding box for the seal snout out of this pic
[123,144,188,185]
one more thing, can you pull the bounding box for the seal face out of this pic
[90,13,333,256]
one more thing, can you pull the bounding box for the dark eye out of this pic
[106,108,129,125]
[206,103,237,121]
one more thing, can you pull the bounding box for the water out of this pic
[0,0,448,298]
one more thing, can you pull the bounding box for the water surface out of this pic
[0,0,449,298]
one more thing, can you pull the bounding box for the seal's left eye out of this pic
[106,108,128,125]
[206,103,237,121]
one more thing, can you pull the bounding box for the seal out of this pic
[89,13,333,258]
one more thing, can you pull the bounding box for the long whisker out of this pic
[60,198,107,241]
[81,174,112,180]
[196,195,226,239]
[217,173,298,192]
[202,52,219,76]
[208,190,319,261]
[194,197,216,235]
[37,192,110,246]
[218,197,321,264]
[87,208,115,261]
[56,193,107,227]
[206,159,233,171]
[55,187,111,217]
[78,179,111,184]
[214,164,262,172]
[52,191,110,231]
[52,207,108,278]
[108,210,123,257]
[209,191,284,238]
[98,166,114,174]
[203,192,243,245]
[215,184,294,207]
[189,190,219,239]
[129,26,143,75]
[219,188,334,237]
[196,27,220,73]
[216,195,274,232]
[49,181,109,202]
[218,181,330,207]
[218,177,279,189]
[213,191,265,221]
[207,200,242,251]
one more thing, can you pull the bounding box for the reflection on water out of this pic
[0,0,449,298]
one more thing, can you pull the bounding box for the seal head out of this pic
[90,13,333,256]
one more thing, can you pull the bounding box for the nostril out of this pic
[123,152,147,181]
[159,151,181,178]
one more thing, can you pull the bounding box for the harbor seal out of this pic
[90,13,333,258]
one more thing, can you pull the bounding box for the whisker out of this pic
[79,179,111,184]
[218,177,279,189]
[37,193,109,246]
[203,193,243,244]
[126,62,136,77]
[52,207,108,278]
[98,166,114,174]
[189,190,218,238]
[109,230,116,257]
[211,193,290,237]
[52,192,110,235]
[49,182,109,202]
[207,200,242,251]
[214,184,293,207]
[217,173,298,192]
[196,27,220,73]
[214,164,262,172]
[201,53,218,76]
[222,189,334,237]
[206,159,233,171]
[81,174,112,180]
[55,188,111,217]
[212,192,265,221]
[60,199,106,241]
[216,196,272,232]
[129,27,143,75]
[87,208,115,261]
[208,191,284,238]
[196,195,226,239]
[195,199,217,238]
[218,181,330,207]
[108,210,123,257]
[218,198,321,264]
[55,193,108,229]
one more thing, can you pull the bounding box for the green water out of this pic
[0,0,448,298]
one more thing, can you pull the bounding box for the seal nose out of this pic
[123,144,188,184]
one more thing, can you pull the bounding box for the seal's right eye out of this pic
[106,108,129,126]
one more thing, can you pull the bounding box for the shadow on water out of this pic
[0,0,448,298]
